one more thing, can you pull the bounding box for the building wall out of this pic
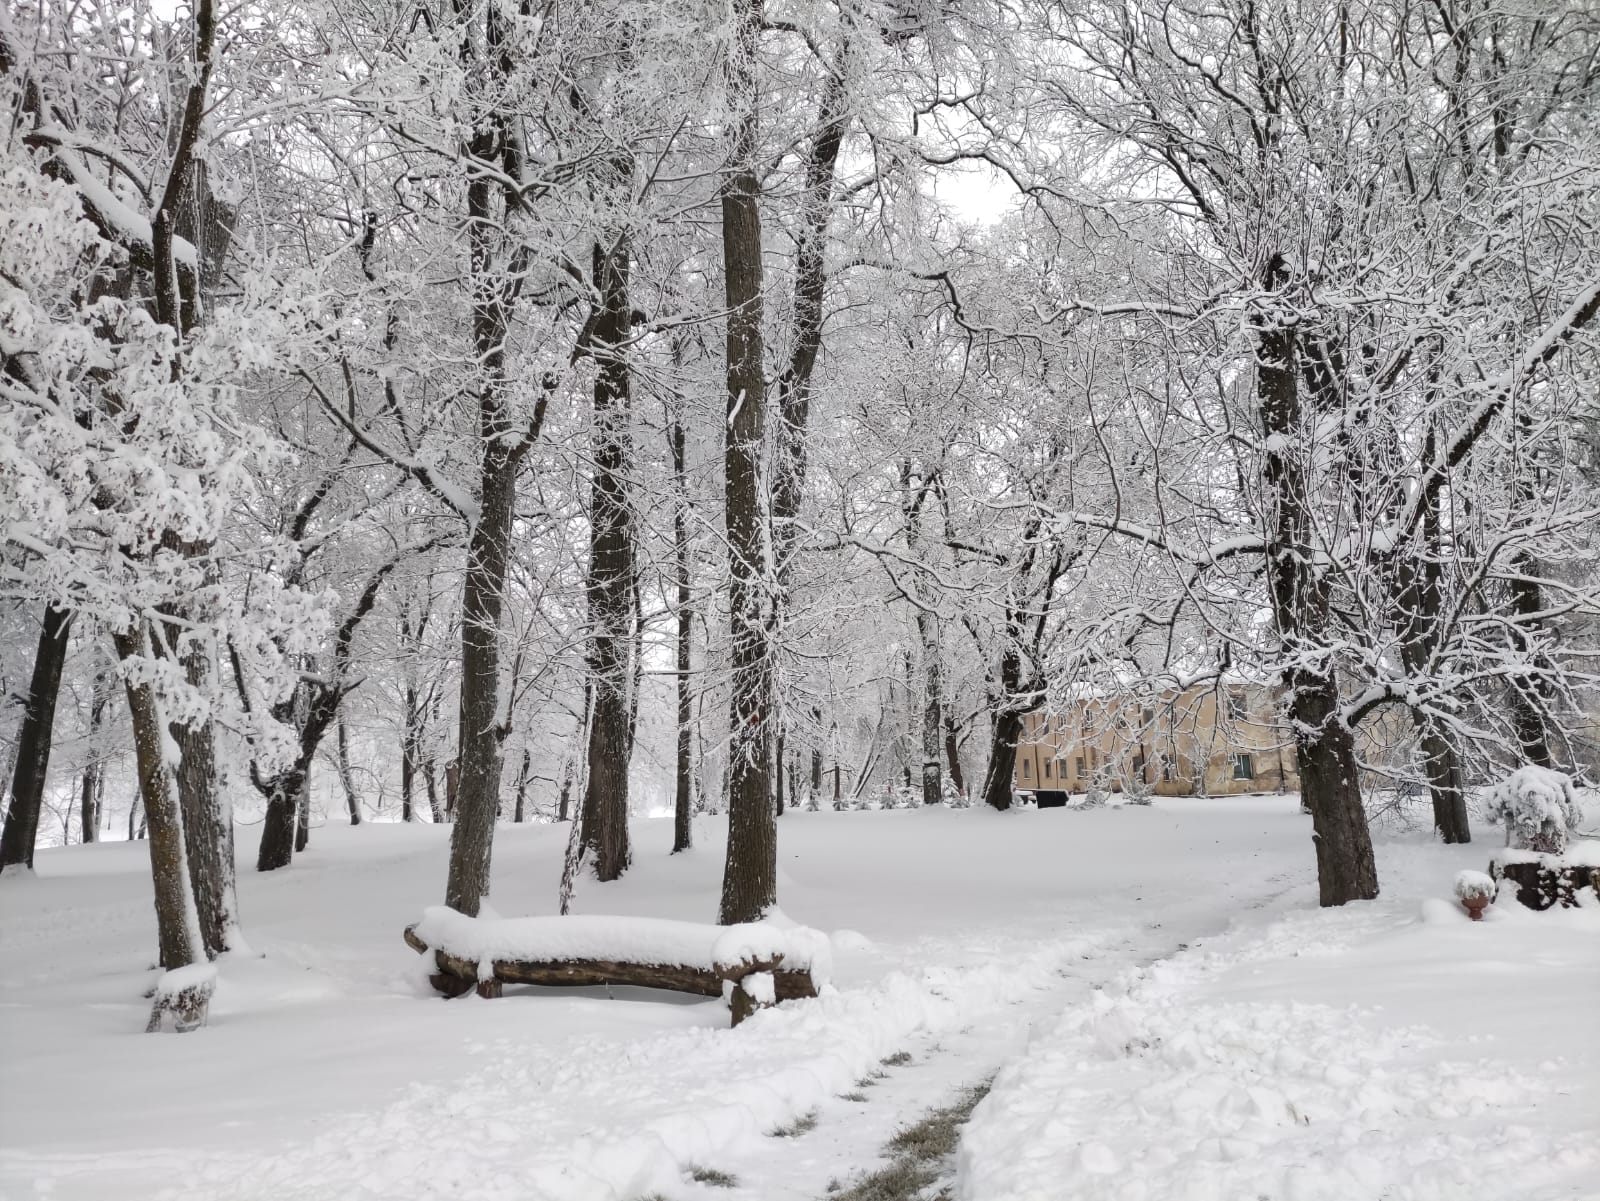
[1012,684,1300,798]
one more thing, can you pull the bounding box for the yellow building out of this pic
[1013,683,1300,800]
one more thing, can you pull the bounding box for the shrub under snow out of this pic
[1484,766,1582,855]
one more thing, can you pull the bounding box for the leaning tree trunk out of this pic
[0,604,72,871]
[113,624,204,970]
[579,206,636,883]
[1257,257,1377,905]
[718,0,776,926]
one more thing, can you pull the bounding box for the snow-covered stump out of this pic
[145,962,217,1033]
[1489,852,1600,911]
[1483,767,1596,911]
[403,910,831,1025]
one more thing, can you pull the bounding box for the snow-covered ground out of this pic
[959,828,1600,1201]
[0,797,1594,1201]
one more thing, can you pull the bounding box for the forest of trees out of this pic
[3,0,1598,975]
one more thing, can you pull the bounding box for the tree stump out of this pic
[1490,860,1600,911]
[145,966,217,1033]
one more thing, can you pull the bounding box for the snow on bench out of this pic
[403,908,831,1024]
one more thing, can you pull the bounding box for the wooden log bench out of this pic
[403,909,828,1026]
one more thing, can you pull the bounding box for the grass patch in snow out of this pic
[833,1082,991,1201]
[879,1050,913,1068]
[838,1090,869,1103]
[767,1109,818,1138]
[686,1165,739,1188]
[853,1069,886,1088]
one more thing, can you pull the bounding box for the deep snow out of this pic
[0,797,1594,1201]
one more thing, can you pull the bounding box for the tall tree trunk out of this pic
[557,686,590,824]
[1507,557,1555,769]
[512,748,531,823]
[0,604,72,871]
[1419,729,1469,844]
[443,365,508,886]
[424,760,443,823]
[981,712,1024,811]
[919,623,942,805]
[943,712,966,796]
[337,715,362,825]
[672,415,695,854]
[113,624,204,969]
[400,705,417,823]
[718,0,776,926]
[78,665,114,844]
[167,625,238,958]
[1391,479,1471,844]
[1257,256,1377,905]
[440,0,542,917]
[775,726,786,817]
[294,775,310,853]
[579,203,636,883]
[256,765,304,871]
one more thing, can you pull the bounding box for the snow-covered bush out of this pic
[1484,767,1582,854]
[1081,776,1110,809]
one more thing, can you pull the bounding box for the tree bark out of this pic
[775,726,786,817]
[579,196,636,883]
[1389,443,1471,845]
[113,624,204,970]
[77,665,114,844]
[511,748,531,823]
[337,715,362,825]
[440,0,544,916]
[943,712,966,796]
[672,413,694,854]
[1257,256,1378,905]
[256,766,303,872]
[718,0,776,926]
[294,776,310,853]
[0,604,72,871]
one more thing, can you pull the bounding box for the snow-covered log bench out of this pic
[403,908,831,1025]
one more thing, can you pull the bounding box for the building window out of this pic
[1075,756,1086,779]
[1227,691,1248,722]
[1044,759,1053,779]
[1232,753,1255,781]
[1022,759,1032,780]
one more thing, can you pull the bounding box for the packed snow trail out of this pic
[957,833,1600,1201]
[0,799,1334,1200]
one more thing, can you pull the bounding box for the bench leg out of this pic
[476,978,502,999]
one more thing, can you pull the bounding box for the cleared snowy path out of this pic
[1,800,1317,1201]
